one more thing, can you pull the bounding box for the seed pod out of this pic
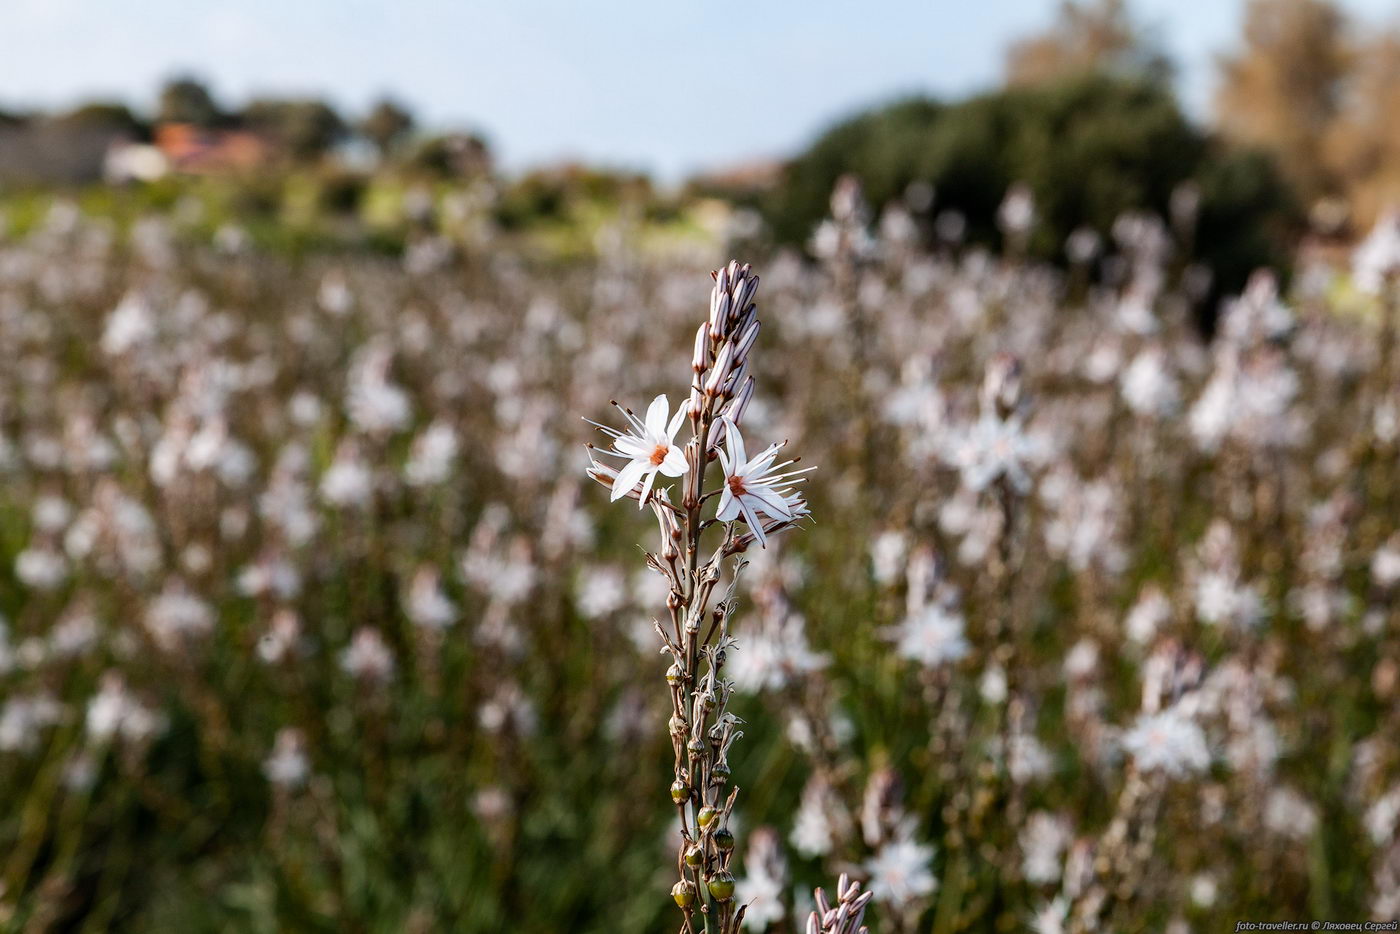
[666,664,684,686]
[670,780,690,804]
[707,870,736,901]
[668,715,687,736]
[697,806,719,829]
[687,736,705,757]
[684,844,704,868]
[713,827,735,852]
[672,880,696,908]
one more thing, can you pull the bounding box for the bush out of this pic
[763,75,1301,298]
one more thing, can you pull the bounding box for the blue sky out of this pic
[2,0,1397,179]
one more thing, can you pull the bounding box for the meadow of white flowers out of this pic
[1,186,1399,932]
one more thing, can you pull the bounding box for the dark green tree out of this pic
[762,75,1301,300]
[359,98,415,160]
[156,76,222,127]
[241,98,348,162]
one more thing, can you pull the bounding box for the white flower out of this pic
[1264,787,1318,840]
[1372,540,1400,589]
[949,414,1039,494]
[1353,210,1400,295]
[1030,897,1068,934]
[144,580,215,648]
[716,421,813,547]
[1020,812,1071,884]
[588,394,688,507]
[791,778,841,857]
[728,612,828,693]
[1122,706,1210,778]
[1125,586,1171,644]
[405,567,457,630]
[321,445,374,507]
[405,421,459,486]
[264,728,310,788]
[885,604,969,669]
[340,628,395,682]
[1120,348,1179,417]
[1366,786,1400,845]
[864,831,937,907]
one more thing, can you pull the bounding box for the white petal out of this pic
[645,395,669,439]
[637,467,658,509]
[738,497,768,548]
[716,487,741,522]
[746,484,794,520]
[614,435,652,458]
[660,447,689,477]
[725,420,747,466]
[610,457,649,502]
[666,404,688,440]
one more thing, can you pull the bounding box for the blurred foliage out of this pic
[761,75,1302,300]
[1214,0,1400,232]
[1004,0,1172,88]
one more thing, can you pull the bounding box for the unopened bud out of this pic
[692,322,711,372]
[732,319,760,365]
[704,343,734,396]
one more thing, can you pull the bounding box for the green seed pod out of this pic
[711,761,731,782]
[706,870,736,901]
[684,844,704,868]
[696,806,719,829]
[671,880,696,908]
[670,780,690,804]
[713,827,735,852]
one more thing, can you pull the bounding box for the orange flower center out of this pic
[649,444,669,466]
[727,475,748,496]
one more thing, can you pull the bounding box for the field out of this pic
[0,187,1398,934]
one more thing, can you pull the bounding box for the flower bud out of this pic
[732,319,760,365]
[692,322,711,372]
[672,880,696,908]
[707,870,736,901]
[704,343,734,396]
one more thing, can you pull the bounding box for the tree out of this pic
[241,99,348,163]
[1004,0,1172,87]
[1214,0,1351,201]
[360,98,415,160]
[1322,30,1400,228]
[761,75,1301,302]
[157,76,222,128]
[57,102,148,139]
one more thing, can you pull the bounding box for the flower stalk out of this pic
[585,261,811,934]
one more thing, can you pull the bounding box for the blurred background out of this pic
[4,1,1400,932]
[1,0,1399,275]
